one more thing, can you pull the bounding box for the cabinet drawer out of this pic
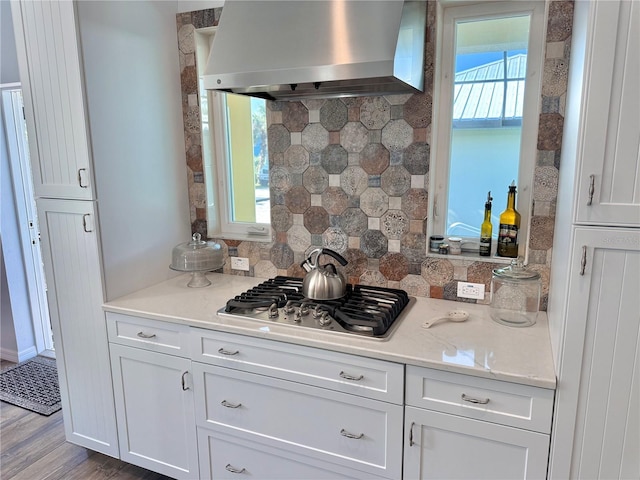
[106,312,190,357]
[191,329,404,404]
[197,428,387,480]
[406,366,554,434]
[193,364,403,479]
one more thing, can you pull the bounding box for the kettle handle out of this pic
[318,248,348,266]
[300,247,323,270]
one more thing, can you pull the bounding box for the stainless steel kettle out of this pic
[300,248,348,300]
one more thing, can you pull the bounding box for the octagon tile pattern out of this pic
[178,1,573,307]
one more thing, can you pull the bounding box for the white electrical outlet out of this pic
[231,257,250,271]
[457,282,485,300]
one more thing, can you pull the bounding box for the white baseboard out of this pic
[0,345,37,363]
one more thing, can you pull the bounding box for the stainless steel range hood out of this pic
[203,0,427,101]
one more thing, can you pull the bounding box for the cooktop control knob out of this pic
[268,303,279,319]
[284,301,295,314]
[318,312,332,327]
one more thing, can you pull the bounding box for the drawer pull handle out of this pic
[218,347,239,356]
[181,371,189,391]
[462,393,490,405]
[339,371,364,381]
[340,428,364,439]
[221,400,242,409]
[136,331,156,339]
[225,464,246,474]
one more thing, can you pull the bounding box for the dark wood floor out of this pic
[0,361,172,480]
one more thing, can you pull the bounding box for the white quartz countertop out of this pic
[103,273,557,389]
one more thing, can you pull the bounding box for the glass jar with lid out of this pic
[490,258,541,327]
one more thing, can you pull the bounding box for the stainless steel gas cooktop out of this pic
[217,276,414,340]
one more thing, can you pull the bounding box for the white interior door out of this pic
[1,85,53,354]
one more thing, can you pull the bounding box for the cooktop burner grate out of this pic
[220,276,412,338]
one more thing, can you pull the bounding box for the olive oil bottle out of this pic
[479,191,492,256]
[497,182,520,258]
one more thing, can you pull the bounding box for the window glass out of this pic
[448,15,529,237]
[432,2,544,254]
[196,29,270,239]
[224,94,270,224]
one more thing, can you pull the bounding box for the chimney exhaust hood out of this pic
[203,0,427,101]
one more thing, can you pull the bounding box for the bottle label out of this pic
[497,224,519,257]
[479,237,491,256]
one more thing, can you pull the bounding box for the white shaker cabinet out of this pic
[36,198,118,455]
[548,1,640,478]
[107,313,198,479]
[191,329,403,480]
[403,367,554,480]
[551,228,639,479]
[12,0,116,457]
[10,0,94,200]
[404,407,549,480]
[573,0,639,226]
[10,0,190,463]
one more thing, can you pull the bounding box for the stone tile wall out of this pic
[177,1,574,309]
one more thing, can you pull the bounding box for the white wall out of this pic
[76,0,191,300]
[1,0,20,84]
[1,0,37,362]
[1,110,37,362]
[547,0,589,373]
[0,243,18,357]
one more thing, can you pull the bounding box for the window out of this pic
[431,1,545,256]
[196,28,270,240]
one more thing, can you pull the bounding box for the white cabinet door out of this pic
[550,227,640,480]
[11,0,94,199]
[404,406,549,480]
[110,344,198,480]
[575,0,639,226]
[36,198,117,456]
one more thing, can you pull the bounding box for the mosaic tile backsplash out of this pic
[177,1,574,309]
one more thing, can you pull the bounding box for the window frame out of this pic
[196,27,271,242]
[430,0,546,260]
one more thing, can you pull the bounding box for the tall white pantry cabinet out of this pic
[10,0,190,457]
[548,1,640,479]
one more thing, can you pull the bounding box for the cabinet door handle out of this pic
[136,331,157,339]
[587,174,595,205]
[218,347,239,356]
[225,464,246,474]
[181,371,189,391]
[221,400,242,409]
[82,214,92,233]
[409,421,415,447]
[340,428,364,439]
[461,393,490,405]
[339,371,364,381]
[77,168,89,188]
[580,245,587,276]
